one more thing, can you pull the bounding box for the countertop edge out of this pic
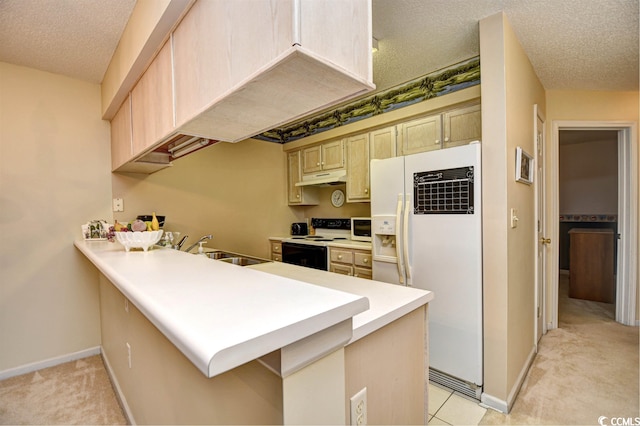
[75,240,370,378]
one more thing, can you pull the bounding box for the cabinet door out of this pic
[346,133,370,202]
[400,114,442,155]
[131,41,174,157]
[321,139,345,171]
[172,0,292,128]
[110,96,132,171]
[443,104,481,148]
[330,264,353,276]
[353,267,372,280]
[288,151,319,205]
[370,126,397,160]
[302,145,323,174]
[288,151,304,203]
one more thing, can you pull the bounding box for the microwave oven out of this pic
[351,217,372,242]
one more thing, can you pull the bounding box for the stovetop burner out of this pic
[290,235,348,241]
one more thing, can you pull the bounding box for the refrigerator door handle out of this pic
[403,193,412,286]
[395,194,405,284]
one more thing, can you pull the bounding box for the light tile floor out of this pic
[428,382,487,425]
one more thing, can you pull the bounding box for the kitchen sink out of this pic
[202,250,271,266]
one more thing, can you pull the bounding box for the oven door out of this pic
[282,242,328,271]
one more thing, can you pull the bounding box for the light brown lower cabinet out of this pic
[270,239,282,262]
[330,247,372,279]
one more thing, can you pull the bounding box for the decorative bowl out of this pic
[115,230,163,252]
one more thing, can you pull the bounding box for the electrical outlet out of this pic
[113,198,124,212]
[350,387,367,425]
[126,343,132,369]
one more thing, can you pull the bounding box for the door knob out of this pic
[540,237,551,245]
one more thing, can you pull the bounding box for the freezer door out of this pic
[403,143,483,386]
[370,156,406,285]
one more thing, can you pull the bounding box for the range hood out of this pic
[295,169,347,187]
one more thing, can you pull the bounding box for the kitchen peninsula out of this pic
[75,240,433,425]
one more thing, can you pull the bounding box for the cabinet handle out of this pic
[316,162,320,166]
[296,194,300,198]
[435,139,440,144]
[444,137,450,142]
[363,258,368,263]
[365,188,369,194]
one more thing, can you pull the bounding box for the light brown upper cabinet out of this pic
[400,113,443,155]
[370,126,398,160]
[443,104,481,148]
[287,150,319,205]
[130,41,175,158]
[346,133,370,202]
[172,0,374,143]
[302,140,345,174]
[110,96,132,171]
[400,103,481,155]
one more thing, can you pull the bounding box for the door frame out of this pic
[550,120,638,328]
[534,104,547,349]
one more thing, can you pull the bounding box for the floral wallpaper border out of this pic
[559,214,617,222]
[255,56,481,144]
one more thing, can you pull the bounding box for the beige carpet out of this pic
[0,355,126,425]
[1,275,637,425]
[481,275,640,425]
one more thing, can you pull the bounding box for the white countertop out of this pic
[248,262,433,343]
[75,240,431,379]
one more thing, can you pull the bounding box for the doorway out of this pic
[550,121,638,328]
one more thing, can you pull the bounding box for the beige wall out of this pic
[546,90,639,321]
[112,139,364,259]
[560,138,618,214]
[0,62,111,371]
[480,12,546,409]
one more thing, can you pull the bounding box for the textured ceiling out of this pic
[0,0,136,83]
[0,0,637,92]
[372,0,639,92]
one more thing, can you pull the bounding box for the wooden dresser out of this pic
[568,228,615,303]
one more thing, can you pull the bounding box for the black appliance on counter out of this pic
[282,218,351,271]
[290,222,308,236]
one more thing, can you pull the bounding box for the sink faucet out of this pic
[174,235,189,250]
[184,235,213,253]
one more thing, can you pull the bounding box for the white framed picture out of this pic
[515,147,534,184]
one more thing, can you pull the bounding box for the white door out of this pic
[534,106,547,347]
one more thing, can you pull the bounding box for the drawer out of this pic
[354,251,371,268]
[331,249,353,264]
[272,254,282,262]
[271,242,282,253]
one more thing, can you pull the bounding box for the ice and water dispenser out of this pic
[372,215,398,263]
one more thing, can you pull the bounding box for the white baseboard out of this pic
[480,346,536,414]
[101,350,136,425]
[480,393,508,413]
[0,346,101,381]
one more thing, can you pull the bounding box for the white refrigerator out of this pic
[370,143,482,397]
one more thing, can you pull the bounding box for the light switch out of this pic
[113,198,124,212]
[510,208,519,228]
